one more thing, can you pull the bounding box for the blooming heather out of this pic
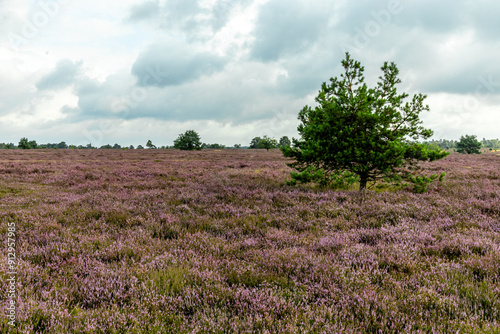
[0,149,499,333]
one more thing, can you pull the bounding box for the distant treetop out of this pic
[174,130,202,150]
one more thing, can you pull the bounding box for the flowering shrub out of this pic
[0,149,499,332]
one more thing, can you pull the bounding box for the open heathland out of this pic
[0,149,499,333]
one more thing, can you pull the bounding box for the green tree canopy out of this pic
[18,137,37,149]
[279,136,291,148]
[0,143,15,149]
[57,141,68,149]
[249,135,278,150]
[456,134,482,154]
[174,130,202,151]
[282,53,449,191]
[249,137,262,149]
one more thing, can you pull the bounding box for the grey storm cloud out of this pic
[0,69,35,117]
[68,0,500,125]
[273,51,344,98]
[36,59,83,91]
[127,0,160,22]
[250,0,333,62]
[131,42,227,87]
[321,0,500,97]
[128,0,205,36]
[63,60,286,124]
[411,53,500,95]
[65,70,138,121]
[333,0,466,36]
[388,0,500,39]
[127,0,253,40]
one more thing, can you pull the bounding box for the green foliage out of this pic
[249,135,278,150]
[287,166,359,190]
[234,144,241,148]
[425,139,456,150]
[18,137,37,149]
[482,138,500,149]
[57,141,68,149]
[407,172,446,193]
[249,137,261,148]
[404,143,449,163]
[146,140,156,149]
[174,130,202,151]
[439,172,446,182]
[279,136,291,148]
[202,143,226,149]
[456,134,482,154]
[282,53,449,192]
[425,142,440,151]
[0,143,15,149]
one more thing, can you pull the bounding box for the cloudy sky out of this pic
[1,0,499,147]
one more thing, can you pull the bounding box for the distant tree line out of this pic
[423,139,457,150]
[249,136,291,150]
[1,134,498,153]
[424,137,499,151]
[481,138,500,149]
[0,138,97,150]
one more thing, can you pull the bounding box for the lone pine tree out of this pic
[282,53,448,192]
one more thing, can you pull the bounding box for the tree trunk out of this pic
[359,175,368,206]
[359,175,368,191]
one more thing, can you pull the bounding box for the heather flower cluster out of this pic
[0,149,499,333]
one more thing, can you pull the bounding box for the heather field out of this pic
[1,149,500,333]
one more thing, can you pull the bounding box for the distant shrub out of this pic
[286,166,359,190]
[407,172,446,193]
